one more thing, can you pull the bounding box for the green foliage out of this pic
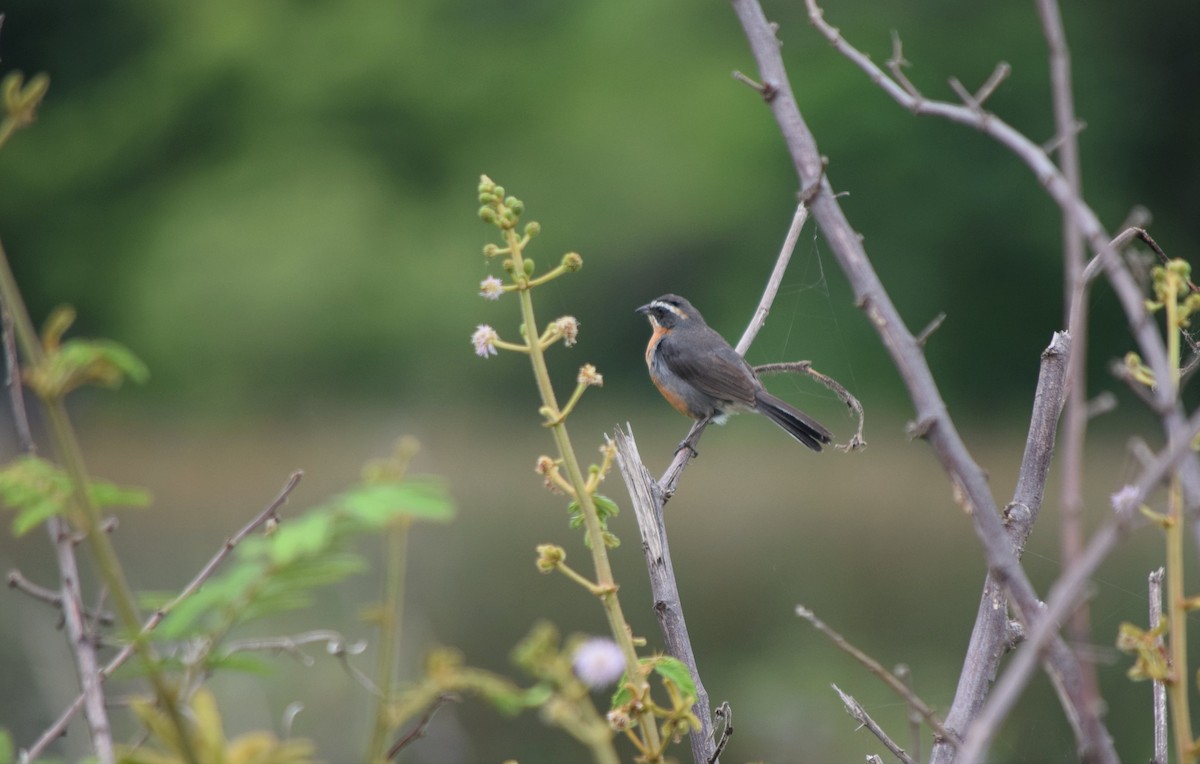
[566,493,619,548]
[145,471,453,658]
[0,454,150,535]
[24,306,149,400]
[0,728,12,764]
[337,477,455,526]
[610,655,696,710]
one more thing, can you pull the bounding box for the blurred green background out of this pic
[0,0,1196,761]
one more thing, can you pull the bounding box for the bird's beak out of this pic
[635,302,652,315]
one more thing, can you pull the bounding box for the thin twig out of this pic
[4,303,115,764]
[754,361,865,450]
[1149,567,1167,764]
[386,694,460,759]
[893,664,922,762]
[797,606,954,743]
[708,702,733,764]
[914,312,946,347]
[973,62,1011,106]
[832,684,918,764]
[1035,0,1102,724]
[6,569,114,626]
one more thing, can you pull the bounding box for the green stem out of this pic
[504,226,663,759]
[1165,271,1195,762]
[368,518,411,763]
[0,242,200,764]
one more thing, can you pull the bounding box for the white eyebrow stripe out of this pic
[652,300,687,319]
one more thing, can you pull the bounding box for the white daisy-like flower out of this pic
[572,637,625,689]
[472,325,499,358]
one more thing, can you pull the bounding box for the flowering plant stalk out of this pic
[1117,258,1200,763]
[473,175,697,762]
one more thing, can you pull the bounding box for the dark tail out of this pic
[754,390,833,452]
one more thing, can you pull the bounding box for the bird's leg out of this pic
[674,417,708,457]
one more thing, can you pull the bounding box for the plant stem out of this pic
[0,243,200,764]
[368,517,411,763]
[504,226,663,759]
[1165,270,1194,762]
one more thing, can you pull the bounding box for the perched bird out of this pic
[637,294,832,451]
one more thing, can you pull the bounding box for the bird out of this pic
[636,293,833,452]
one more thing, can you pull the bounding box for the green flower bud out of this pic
[536,543,566,572]
[479,207,497,223]
[506,197,525,214]
[479,192,494,204]
[503,258,516,273]
[562,252,583,271]
[478,175,495,194]
[483,243,500,257]
[493,185,505,199]
[524,221,541,237]
[524,259,535,276]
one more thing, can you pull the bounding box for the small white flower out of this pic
[577,364,603,387]
[555,316,579,347]
[572,637,625,689]
[479,276,504,301]
[472,325,499,358]
[1110,484,1141,514]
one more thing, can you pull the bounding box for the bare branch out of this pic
[886,32,922,100]
[6,569,114,626]
[956,405,1200,764]
[708,702,733,764]
[4,300,115,764]
[892,664,923,762]
[754,361,865,451]
[914,312,946,348]
[612,425,717,764]
[797,606,954,744]
[386,693,460,759]
[832,684,918,764]
[973,62,1011,106]
[1150,567,1167,764]
[739,2,1121,759]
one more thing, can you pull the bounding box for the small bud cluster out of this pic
[535,543,566,572]
[477,175,524,231]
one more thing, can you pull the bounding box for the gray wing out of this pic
[657,326,759,407]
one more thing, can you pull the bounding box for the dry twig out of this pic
[832,684,918,764]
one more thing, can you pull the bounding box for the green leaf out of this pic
[269,511,336,566]
[593,494,619,519]
[486,682,552,715]
[338,477,454,525]
[0,455,151,535]
[610,676,633,709]
[650,656,696,700]
[92,481,152,510]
